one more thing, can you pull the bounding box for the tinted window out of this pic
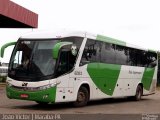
[80,39,157,68]
[128,49,157,68]
[80,39,101,66]
[115,45,129,65]
[61,37,83,49]
[101,43,116,64]
[128,48,137,66]
[146,52,157,67]
[56,50,76,77]
[140,51,149,67]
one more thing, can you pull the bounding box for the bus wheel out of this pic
[73,86,89,107]
[134,85,143,101]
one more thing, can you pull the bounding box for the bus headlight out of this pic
[38,83,57,90]
[39,84,51,90]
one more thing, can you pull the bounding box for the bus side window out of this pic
[56,50,77,77]
[147,52,157,68]
[101,43,116,64]
[56,51,69,76]
[80,39,101,66]
[128,48,137,66]
[13,51,22,68]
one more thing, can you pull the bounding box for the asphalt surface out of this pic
[0,86,160,120]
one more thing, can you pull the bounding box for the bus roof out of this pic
[21,31,87,39]
[20,31,156,53]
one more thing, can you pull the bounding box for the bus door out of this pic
[54,45,77,101]
[55,46,76,76]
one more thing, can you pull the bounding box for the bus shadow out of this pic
[11,97,151,111]
[88,97,149,106]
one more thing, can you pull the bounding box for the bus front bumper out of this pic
[6,86,57,103]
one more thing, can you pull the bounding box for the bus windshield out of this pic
[8,37,83,81]
[9,40,58,81]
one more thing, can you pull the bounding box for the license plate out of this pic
[20,94,29,98]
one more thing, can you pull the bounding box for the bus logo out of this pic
[22,83,28,87]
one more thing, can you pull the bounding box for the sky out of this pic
[1,0,160,63]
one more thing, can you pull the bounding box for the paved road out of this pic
[0,86,160,120]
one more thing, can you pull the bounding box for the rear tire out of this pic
[73,86,89,107]
[134,85,143,101]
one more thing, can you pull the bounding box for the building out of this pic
[0,0,38,28]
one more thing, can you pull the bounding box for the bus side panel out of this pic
[87,64,146,98]
[68,64,157,102]
[113,65,144,97]
[143,66,157,95]
[54,74,74,103]
[87,63,121,96]
[69,65,110,100]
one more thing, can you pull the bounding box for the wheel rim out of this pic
[137,91,141,99]
[137,87,142,100]
[77,91,85,102]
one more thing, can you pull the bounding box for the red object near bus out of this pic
[0,0,38,28]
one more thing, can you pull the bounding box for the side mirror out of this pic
[52,42,73,59]
[0,42,16,58]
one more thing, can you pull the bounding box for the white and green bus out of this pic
[0,31,157,107]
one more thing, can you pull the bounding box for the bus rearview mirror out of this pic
[52,42,73,59]
[0,42,16,58]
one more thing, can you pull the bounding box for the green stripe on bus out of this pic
[141,68,155,90]
[6,86,57,103]
[87,63,121,96]
[96,35,126,46]
[53,42,72,59]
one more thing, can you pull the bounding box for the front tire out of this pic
[134,85,143,101]
[73,86,89,107]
